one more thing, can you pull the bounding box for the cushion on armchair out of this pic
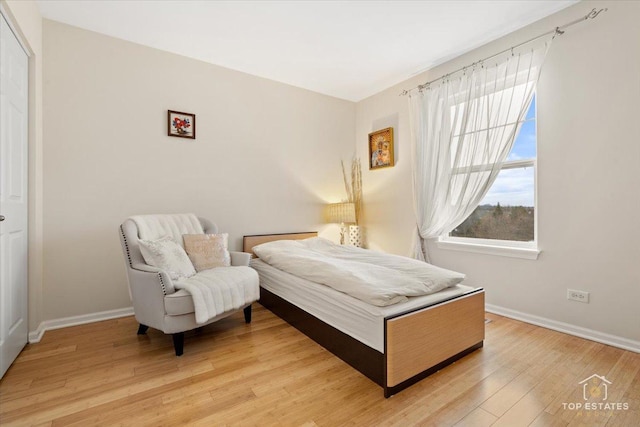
[164,289,195,316]
[183,233,231,271]
[138,236,196,280]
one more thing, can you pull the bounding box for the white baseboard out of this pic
[485,304,640,354]
[28,307,134,343]
[27,304,640,354]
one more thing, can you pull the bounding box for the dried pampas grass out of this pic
[341,157,362,225]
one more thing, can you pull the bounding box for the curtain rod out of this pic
[399,7,607,96]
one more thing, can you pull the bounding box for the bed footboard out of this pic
[384,290,485,396]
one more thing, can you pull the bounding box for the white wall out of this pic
[1,0,44,331]
[43,20,355,321]
[356,1,640,343]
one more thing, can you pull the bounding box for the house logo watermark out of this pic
[580,374,610,401]
[562,374,629,413]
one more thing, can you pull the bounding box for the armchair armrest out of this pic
[127,266,173,329]
[131,263,162,273]
[130,263,176,294]
[230,251,252,267]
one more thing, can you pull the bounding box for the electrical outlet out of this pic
[567,289,590,303]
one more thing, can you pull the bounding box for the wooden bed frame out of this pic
[243,232,485,397]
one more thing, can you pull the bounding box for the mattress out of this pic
[251,258,478,352]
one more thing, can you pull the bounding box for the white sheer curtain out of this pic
[409,41,551,261]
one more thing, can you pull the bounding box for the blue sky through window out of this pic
[507,96,536,161]
[481,96,536,207]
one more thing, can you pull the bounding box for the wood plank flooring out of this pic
[1,305,638,426]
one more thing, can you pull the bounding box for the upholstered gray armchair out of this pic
[119,214,259,355]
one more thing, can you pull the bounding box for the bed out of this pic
[243,232,485,397]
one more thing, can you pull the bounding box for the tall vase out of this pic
[348,225,362,247]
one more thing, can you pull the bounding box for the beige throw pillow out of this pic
[183,233,231,271]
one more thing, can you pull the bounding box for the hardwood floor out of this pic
[1,305,638,426]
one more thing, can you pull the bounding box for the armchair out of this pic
[119,214,259,355]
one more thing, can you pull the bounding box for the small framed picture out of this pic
[168,110,196,139]
[368,127,394,169]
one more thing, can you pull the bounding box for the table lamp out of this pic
[326,202,356,245]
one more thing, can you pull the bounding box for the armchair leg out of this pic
[244,305,252,324]
[137,324,149,335]
[172,332,184,356]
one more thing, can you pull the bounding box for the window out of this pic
[440,96,538,258]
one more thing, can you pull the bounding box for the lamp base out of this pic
[348,225,362,247]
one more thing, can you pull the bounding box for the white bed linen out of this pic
[253,238,465,306]
[251,259,478,353]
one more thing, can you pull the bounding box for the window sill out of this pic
[437,239,540,260]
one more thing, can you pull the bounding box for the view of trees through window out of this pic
[451,96,536,243]
[451,203,534,241]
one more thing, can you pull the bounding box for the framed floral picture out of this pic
[168,110,196,139]
[368,127,394,169]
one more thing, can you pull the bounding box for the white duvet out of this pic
[252,238,465,306]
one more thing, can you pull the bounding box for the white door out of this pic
[0,12,29,379]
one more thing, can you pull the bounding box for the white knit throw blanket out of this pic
[174,267,259,324]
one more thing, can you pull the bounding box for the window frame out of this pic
[438,97,540,260]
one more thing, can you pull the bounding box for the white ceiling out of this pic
[37,0,578,101]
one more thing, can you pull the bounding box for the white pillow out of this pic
[183,233,231,271]
[252,239,305,260]
[138,236,196,280]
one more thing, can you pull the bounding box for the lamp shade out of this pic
[326,202,356,224]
